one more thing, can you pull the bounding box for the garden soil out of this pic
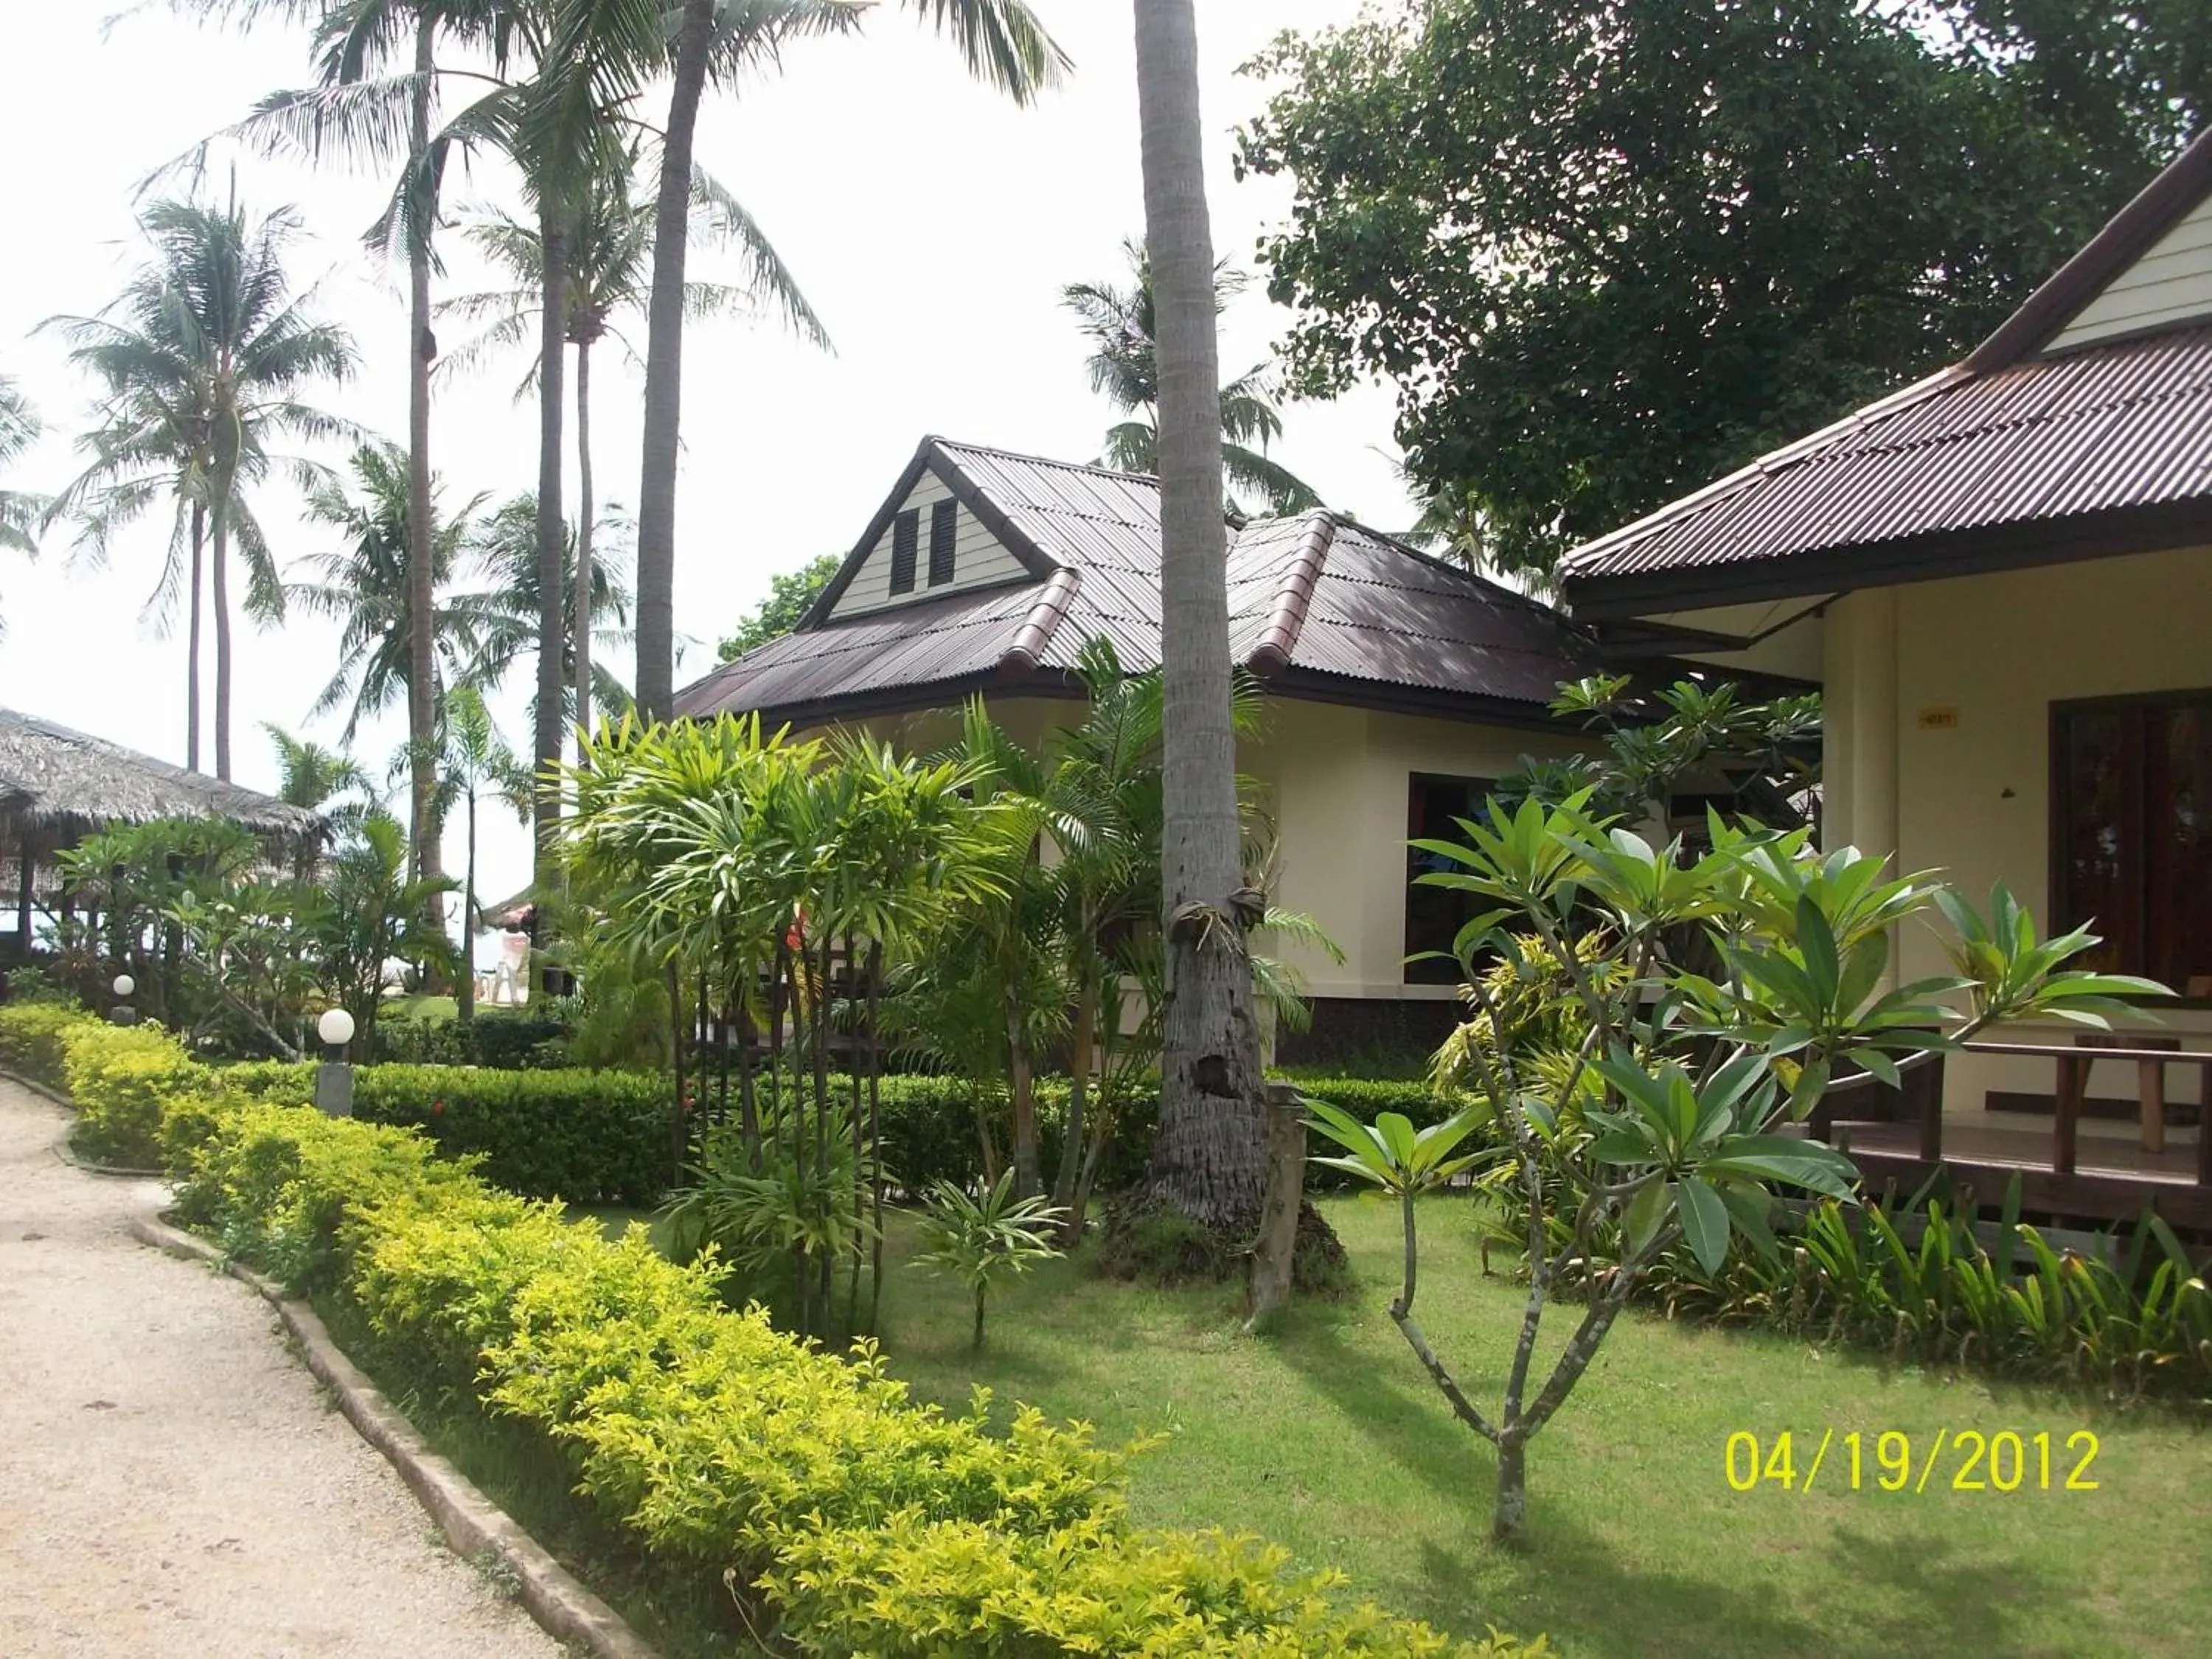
[0,1076,563,1659]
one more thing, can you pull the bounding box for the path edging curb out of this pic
[128,1214,658,1659]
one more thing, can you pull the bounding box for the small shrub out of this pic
[912,1172,1065,1349]
[349,1065,669,1206]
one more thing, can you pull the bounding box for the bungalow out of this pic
[1559,129,2212,1227]
[679,437,1608,1060]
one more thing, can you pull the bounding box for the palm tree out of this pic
[1063,240,1320,516]
[457,493,634,731]
[173,0,521,880]
[44,195,356,779]
[442,144,828,754]
[1130,0,1301,1318]
[262,720,380,880]
[286,440,484,746]
[620,0,1070,723]
[423,685,532,1023]
[264,720,378,815]
[0,376,44,639]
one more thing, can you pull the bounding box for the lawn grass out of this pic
[873,1192,2211,1659]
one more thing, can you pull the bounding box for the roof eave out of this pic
[1563,493,2212,620]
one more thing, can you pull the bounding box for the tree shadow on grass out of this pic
[1269,1301,1504,1509]
[1416,1510,2080,1659]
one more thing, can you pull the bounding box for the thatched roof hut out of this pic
[1,708,321,953]
[0,709,317,841]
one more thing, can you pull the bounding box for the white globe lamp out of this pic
[313,1007,358,1117]
[111,974,135,998]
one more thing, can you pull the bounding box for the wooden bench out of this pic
[2056,1034,2182,1155]
[1966,1040,2212,1183]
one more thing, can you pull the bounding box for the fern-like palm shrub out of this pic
[914,1172,1066,1349]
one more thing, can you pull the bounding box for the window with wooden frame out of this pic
[1405,772,1495,984]
[928,498,958,586]
[888,508,920,594]
[2051,689,2212,994]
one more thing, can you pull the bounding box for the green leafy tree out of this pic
[562,713,1006,1336]
[313,812,458,1053]
[1237,0,2199,578]
[173,0,550,889]
[458,493,635,731]
[56,819,263,1024]
[44,195,357,777]
[1062,238,1319,516]
[716,552,841,662]
[1313,703,2169,1543]
[262,721,379,880]
[0,375,45,636]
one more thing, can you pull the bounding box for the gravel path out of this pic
[0,1076,567,1659]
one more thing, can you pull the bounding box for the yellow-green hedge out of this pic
[0,1001,86,1092]
[29,1012,1542,1658]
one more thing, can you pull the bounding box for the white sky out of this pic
[0,1,1416,914]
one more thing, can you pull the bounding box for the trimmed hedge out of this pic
[369,1011,571,1070]
[48,1013,1539,1658]
[6,1003,1455,1203]
[218,1060,668,1206]
[0,1001,83,1091]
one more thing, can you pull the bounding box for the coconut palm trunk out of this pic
[405,11,442,896]
[187,501,204,771]
[532,208,569,943]
[572,336,595,754]
[211,505,234,781]
[1129,0,1293,1309]
[459,782,478,1026]
[634,0,715,725]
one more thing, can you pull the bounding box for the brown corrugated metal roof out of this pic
[1560,327,2212,612]
[678,440,1599,726]
[1561,128,2212,617]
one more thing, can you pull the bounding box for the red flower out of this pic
[431,1099,445,1116]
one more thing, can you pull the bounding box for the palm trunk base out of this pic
[1099,1186,1343,1290]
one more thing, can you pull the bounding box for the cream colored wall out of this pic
[830,472,1029,619]
[2051,194,2212,351]
[1254,702,1587,1000]
[800,692,1587,1002]
[1826,543,2212,1113]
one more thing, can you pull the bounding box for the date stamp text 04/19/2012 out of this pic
[1723,1430,2100,1495]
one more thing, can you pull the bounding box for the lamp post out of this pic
[108,973,139,1028]
[313,1006,357,1117]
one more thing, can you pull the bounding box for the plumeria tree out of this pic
[1312,784,2167,1544]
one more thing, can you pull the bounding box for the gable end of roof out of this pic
[1969,127,2212,373]
[798,437,1063,630]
